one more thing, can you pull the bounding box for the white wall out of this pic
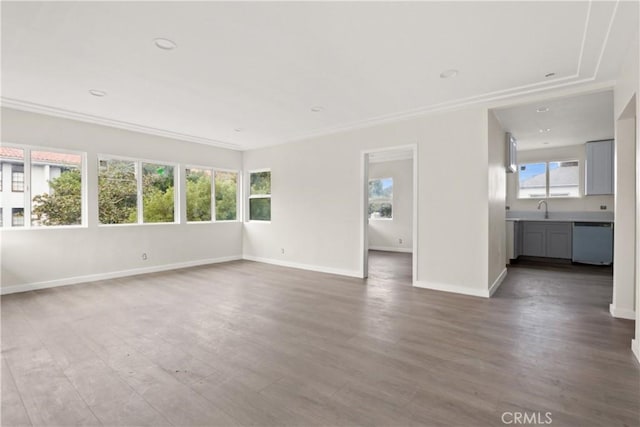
[613,113,636,319]
[368,159,413,252]
[243,107,493,296]
[507,144,615,212]
[1,108,243,293]
[487,111,506,293]
[612,31,639,360]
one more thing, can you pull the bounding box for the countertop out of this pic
[505,211,614,223]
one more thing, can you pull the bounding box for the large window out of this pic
[98,157,177,225]
[142,163,175,223]
[215,171,238,221]
[518,161,579,199]
[98,159,138,224]
[249,170,271,221]
[31,150,83,226]
[185,168,239,222]
[369,177,393,219]
[186,167,212,222]
[1,146,85,229]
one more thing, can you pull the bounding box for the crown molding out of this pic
[0,97,243,151]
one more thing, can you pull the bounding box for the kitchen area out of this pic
[496,91,617,268]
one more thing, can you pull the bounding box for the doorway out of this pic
[361,145,417,285]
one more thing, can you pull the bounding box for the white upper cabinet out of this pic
[585,140,614,196]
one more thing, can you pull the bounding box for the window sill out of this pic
[1,224,88,231]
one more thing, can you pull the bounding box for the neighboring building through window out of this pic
[369,177,393,219]
[518,161,579,198]
[249,170,271,221]
[31,150,83,227]
[1,146,85,228]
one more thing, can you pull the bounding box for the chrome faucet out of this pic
[537,200,549,219]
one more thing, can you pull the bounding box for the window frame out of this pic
[246,168,271,223]
[368,176,394,220]
[184,165,241,224]
[1,143,87,230]
[97,154,179,227]
[11,164,24,192]
[517,160,581,200]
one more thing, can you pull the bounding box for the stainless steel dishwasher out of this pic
[572,222,613,265]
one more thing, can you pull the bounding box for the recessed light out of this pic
[544,72,556,78]
[539,128,551,133]
[536,107,549,113]
[154,38,177,50]
[440,69,458,79]
[89,89,106,97]
[543,142,550,145]
[310,106,324,112]
[234,128,243,132]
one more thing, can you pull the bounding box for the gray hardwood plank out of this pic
[1,251,638,427]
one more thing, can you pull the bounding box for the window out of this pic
[142,163,175,223]
[249,170,271,221]
[518,161,579,199]
[549,161,579,198]
[12,165,24,192]
[186,168,212,222]
[12,208,24,227]
[215,171,238,221]
[98,157,177,225]
[369,177,393,219]
[1,146,85,229]
[98,158,138,224]
[31,150,83,226]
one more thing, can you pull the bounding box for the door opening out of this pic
[361,145,418,285]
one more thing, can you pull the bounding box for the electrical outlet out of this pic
[600,205,607,210]
[281,248,285,254]
[398,238,403,244]
[141,253,148,261]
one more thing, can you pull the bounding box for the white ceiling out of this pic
[493,90,614,151]
[1,1,638,150]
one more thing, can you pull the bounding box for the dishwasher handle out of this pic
[574,222,612,227]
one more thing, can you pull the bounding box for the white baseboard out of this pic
[368,246,413,253]
[413,280,490,298]
[242,255,362,278]
[609,304,636,320]
[632,339,639,364]
[0,255,243,295]
[488,268,508,297]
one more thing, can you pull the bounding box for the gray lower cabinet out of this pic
[520,221,572,259]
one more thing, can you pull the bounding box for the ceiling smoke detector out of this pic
[154,38,177,50]
[440,69,458,79]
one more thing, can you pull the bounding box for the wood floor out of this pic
[1,251,638,426]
